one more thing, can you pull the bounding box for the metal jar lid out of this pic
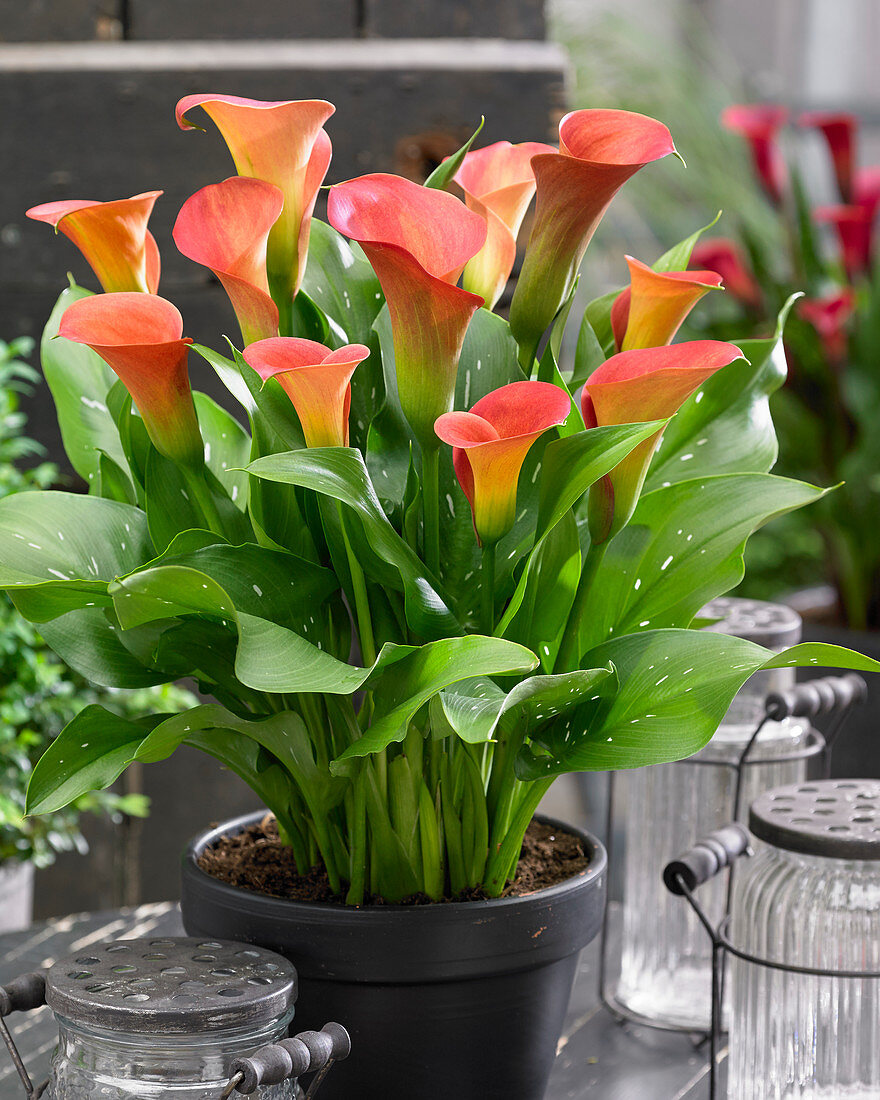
[700,596,802,648]
[45,937,297,1034]
[750,779,880,861]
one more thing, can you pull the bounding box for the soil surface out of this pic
[197,816,591,905]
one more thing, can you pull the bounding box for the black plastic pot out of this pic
[180,811,606,1100]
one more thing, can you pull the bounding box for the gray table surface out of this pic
[0,903,723,1099]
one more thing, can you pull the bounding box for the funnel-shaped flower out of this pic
[454,140,555,310]
[176,95,334,306]
[690,238,762,309]
[815,204,874,279]
[508,109,676,364]
[610,256,723,351]
[435,381,570,546]
[173,177,283,346]
[328,173,486,449]
[26,192,162,294]
[58,293,202,466]
[799,290,855,366]
[855,166,880,223]
[721,104,788,203]
[243,338,370,448]
[799,111,857,201]
[581,341,743,543]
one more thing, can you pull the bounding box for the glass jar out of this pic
[40,937,299,1099]
[729,779,880,1098]
[610,598,814,1030]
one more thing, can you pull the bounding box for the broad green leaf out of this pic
[517,631,880,778]
[194,391,251,510]
[424,117,485,190]
[583,287,621,355]
[92,451,136,505]
[536,343,585,437]
[647,295,800,489]
[0,492,152,621]
[247,447,460,638]
[39,605,168,688]
[578,473,828,653]
[652,211,722,273]
[144,451,251,553]
[41,283,128,482]
[302,220,384,347]
[332,634,539,765]
[570,312,606,390]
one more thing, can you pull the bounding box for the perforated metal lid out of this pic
[46,938,297,1034]
[750,780,880,860]
[700,597,802,648]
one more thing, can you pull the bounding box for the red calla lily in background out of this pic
[435,381,570,546]
[799,290,855,366]
[176,95,334,308]
[509,109,676,363]
[610,256,723,351]
[454,140,555,310]
[855,166,880,223]
[721,104,788,204]
[243,338,370,448]
[799,111,857,202]
[690,238,763,310]
[58,293,203,466]
[26,192,162,294]
[814,204,874,280]
[327,173,486,449]
[173,177,283,347]
[581,341,744,544]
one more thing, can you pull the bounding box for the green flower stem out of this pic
[441,752,467,895]
[481,542,496,634]
[483,776,554,897]
[554,539,609,673]
[180,463,226,538]
[336,501,376,667]
[345,770,368,906]
[418,781,444,900]
[421,445,441,577]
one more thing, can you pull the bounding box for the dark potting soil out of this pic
[197,815,591,905]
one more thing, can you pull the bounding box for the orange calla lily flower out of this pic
[242,338,370,448]
[610,256,723,351]
[508,109,676,364]
[721,104,788,203]
[799,290,855,366]
[454,140,555,310]
[815,204,874,280]
[327,173,486,450]
[58,293,203,466]
[435,381,570,546]
[690,238,762,310]
[26,191,162,294]
[173,177,283,347]
[176,94,334,307]
[581,341,744,543]
[799,111,857,202]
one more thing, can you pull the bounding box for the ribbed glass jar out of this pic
[728,779,880,1099]
[612,598,810,1030]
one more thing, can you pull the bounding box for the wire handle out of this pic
[226,1022,351,1096]
[765,673,867,723]
[0,972,48,1100]
[663,823,751,896]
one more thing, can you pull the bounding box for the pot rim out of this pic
[183,809,606,917]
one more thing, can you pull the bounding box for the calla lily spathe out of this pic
[173,177,283,346]
[176,94,334,308]
[799,111,857,202]
[610,256,723,351]
[435,381,570,546]
[508,109,676,365]
[58,293,203,466]
[721,104,788,203]
[815,204,874,280]
[454,140,555,310]
[690,238,762,309]
[799,291,855,366]
[581,341,744,543]
[328,173,486,450]
[243,338,370,449]
[26,192,162,294]
[855,166,880,223]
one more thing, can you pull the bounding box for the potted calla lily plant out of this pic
[7,96,879,1100]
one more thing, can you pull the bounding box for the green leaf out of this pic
[38,606,168,688]
[578,473,829,653]
[247,447,460,638]
[535,343,585,437]
[652,211,722,273]
[194,391,251,510]
[424,117,485,190]
[0,492,152,621]
[517,631,880,779]
[332,634,539,765]
[302,220,384,347]
[583,287,621,355]
[646,295,801,489]
[143,451,251,553]
[570,312,606,390]
[41,284,128,482]
[92,451,136,505]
